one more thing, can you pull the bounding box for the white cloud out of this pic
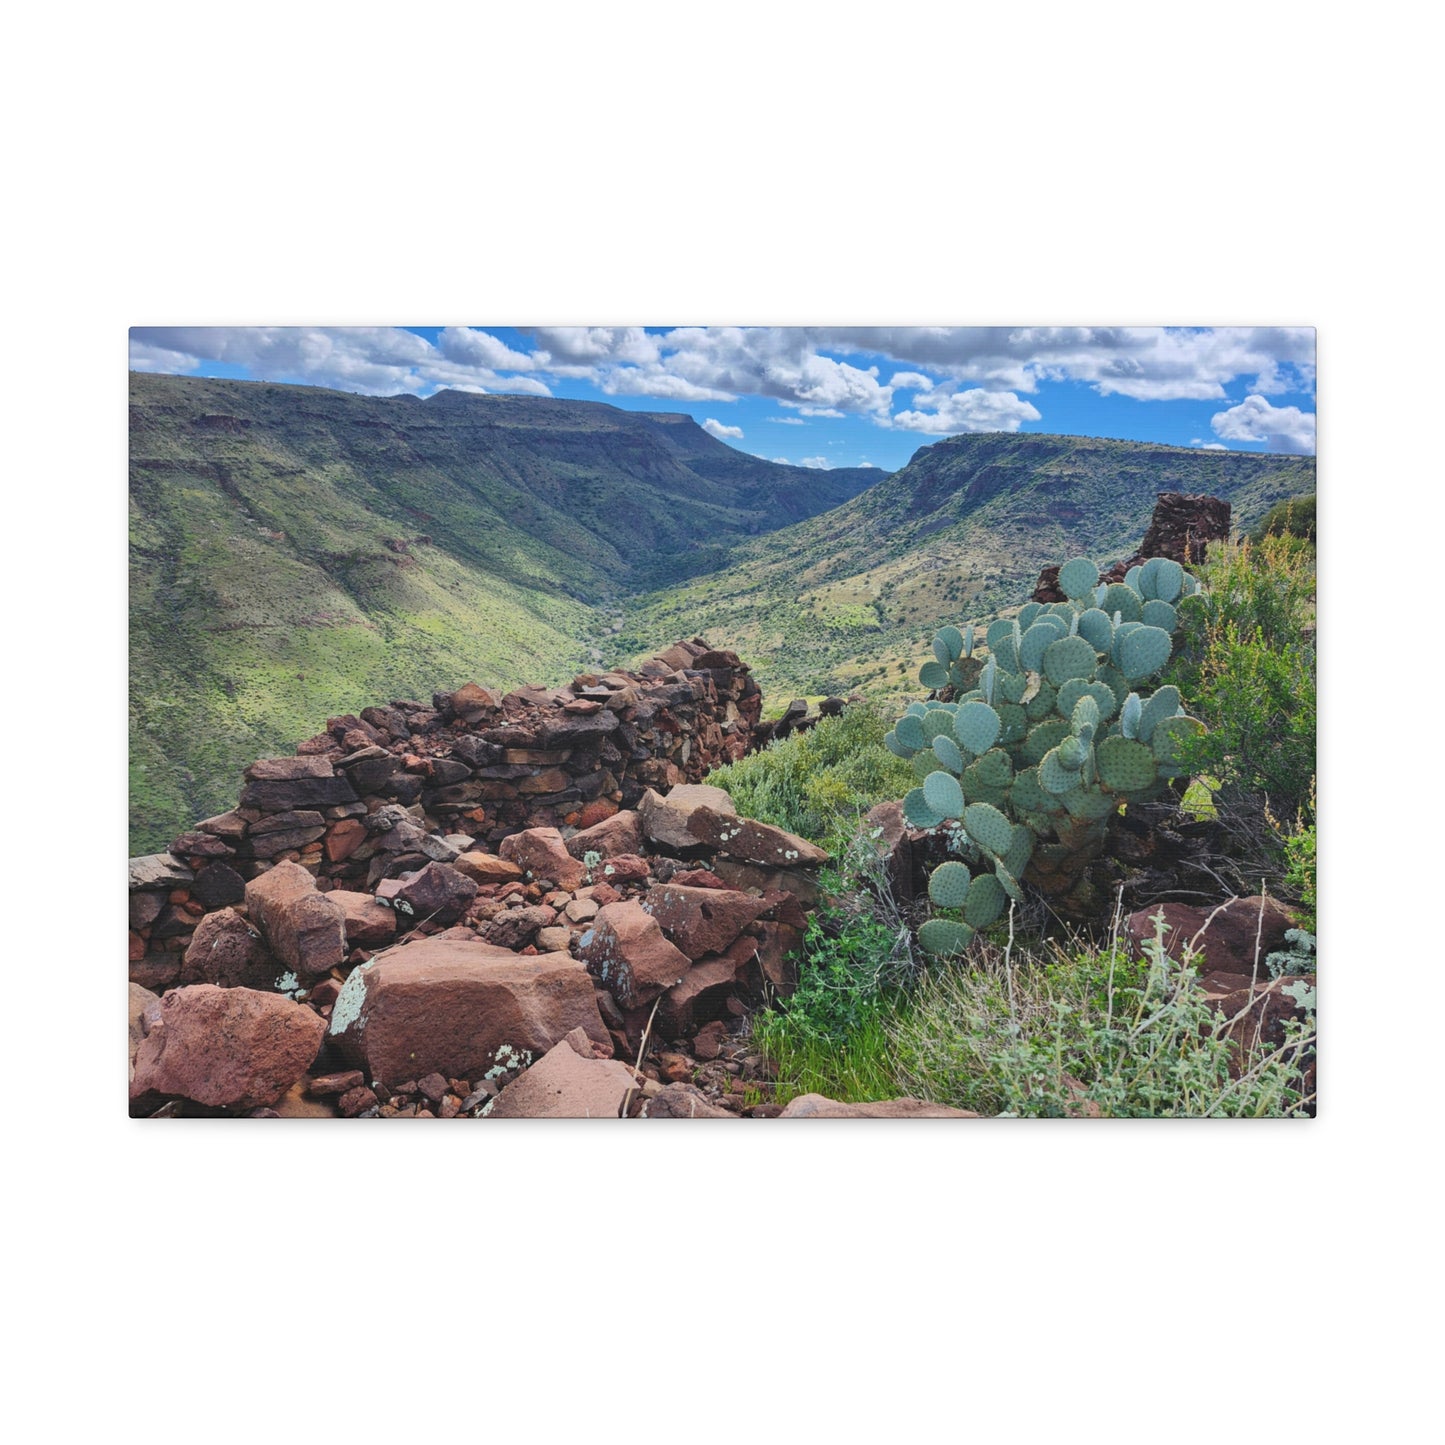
[893,388,1042,435]
[1190,438,1229,450]
[597,367,734,402]
[129,339,200,373]
[889,371,934,391]
[1210,394,1316,454]
[767,416,806,425]
[797,456,833,469]
[701,417,744,441]
[436,327,539,371]
[771,456,790,464]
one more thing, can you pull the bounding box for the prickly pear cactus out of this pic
[889,554,1207,934]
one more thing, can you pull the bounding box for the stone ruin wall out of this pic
[129,639,768,990]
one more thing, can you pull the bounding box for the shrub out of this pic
[1283,819,1317,929]
[1252,493,1316,543]
[890,909,1316,1117]
[707,702,916,852]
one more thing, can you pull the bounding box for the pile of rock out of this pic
[1032,491,1233,602]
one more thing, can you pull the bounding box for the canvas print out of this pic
[127,326,1318,1119]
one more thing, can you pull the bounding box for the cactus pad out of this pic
[1120,692,1142,739]
[1137,684,1180,743]
[1071,694,1101,734]
[883,729,909,758]
[917,918,975,956]
[954,700,1002,756]
[1152,714,1204,774]
[922,708,957,741]
[964,801,1013,857]
[923,769,965,819]
[1097,735,1158,791]
[1056,677,1118,721]
[1017,602,1043,631]
[990,633,1020,674]
[1118,624,1172,681]
[1043,634,1096,685]
[1077,607,1113,653]
[1057,733,1085,770]
[995,865,1024,903]
[932,733,965,773]
[1100,583,1143,623]
[902,787,944,830]
[1022,717,1070,764]
[1019,620,1063,673]
[985,618,1015,653]
[1009,767,1048,815]
[1024,680,1058,720]
[1038,747,1078,795]
[928,860,973,909]
[1140,598,1178,633]
[963,871,1007,928]
[894,713,925,750]
[995,702,1027,745]
[937,625,965,662]
[905,701,929,717]
[975,748,1014,788]
[919,660,949,689]
[912,752,937,781]
[1057,556,1097,599]
[1001,824,1034,879]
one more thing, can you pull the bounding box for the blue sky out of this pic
[129,326,1316,470]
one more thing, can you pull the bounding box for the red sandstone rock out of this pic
[642,883,773,961]
[484,1027,639,1119]
[131,985,326,1109]
[657,937,755,1038]
[499,827,588,890]
[638,784,736,851]
[480,904,555,949]
[639,1082,736,1119]
[394,862,479,926]
[591,853,651,885]
[329,890,398,950]
[245,862,346,979]
[128,983,160,1084]
[180,907,277,990]
[685,807,829,867]
[324,818,367,863]
[329,936,611,1086]
[565,809,644,861]
[1124,896,1295,975]
[576,899,691,1009]
[453,851,525,885]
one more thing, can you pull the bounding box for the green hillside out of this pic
[617,431,1316,704]
[128,373,881,850]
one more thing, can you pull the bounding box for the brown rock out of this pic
[190,862,246,910]
[330,890,398,950]
[485,1027,639,1119]
[1124,896,1295,975]
[576,900,691,1009]
[245,862,346,979]
[590,853,651,886]
[307,1070,366,1096]
[657,942,751,1037]
[329,936,611,1087]
[128,983,160,1083]
[131,985,326,1109]
[638,783,736,852]
[642,883,772,961]
[394,862,479,926]
[686,807,828,867]
[499,827,587,890]
[639,1083,736,1119]
[453,851,525,885]
[565,809,644,861]
[564,896,599,924]
[692,1019,729,1061]
[778,1094,981,1118]
[480,904,555,950]
[180,907,278,990]
[535,926,573,953]
[324,818,368,863]
[338,1086,378,1117]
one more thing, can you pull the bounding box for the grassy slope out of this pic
[618,431,1316,707]
[128,374,881,850]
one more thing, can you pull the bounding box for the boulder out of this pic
[480,904,556,950]
[638,784,736,852]
[575,900,692,1009]
[329,890,398,950]
[131,985,326,1109]
[590,853,651,886]
[180,907,279,990]
[329,936,611,1087]
[684,807,829,867]
[642,884,773,961]
[245,862,346,979]
[129,854,194,891]
[656,944,749,1038]
[499,827,588,891]
[778,1094,981,1118]
[1124,896,1295,974]
[394,862,478,925]
[128,983,160,1083]
[565,810,644,861]
[485,1028,638,1119]
[190,862,247,910]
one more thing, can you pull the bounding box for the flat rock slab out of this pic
[131,985,326,1109]
[329,890,398,950]
[245,861,345,979]
[778,1094,981,1119]
[329,936,611,1088]
[453,851,525,885]
[576,899,691,1009]
[565,810,644,861]
[685,808,829,868]
[129,854,195,891]
[486,1028,638,1119]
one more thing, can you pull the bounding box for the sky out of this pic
[129,326,1317,471]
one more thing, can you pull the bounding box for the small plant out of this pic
[1282,818,1317,929]
[1265,928,1316,978]
[884,555,1205,933]
[581,849,602,883]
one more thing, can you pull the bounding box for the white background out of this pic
[4,2,1432,1440]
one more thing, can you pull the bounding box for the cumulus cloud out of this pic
[1210,394,1316,454]
[1190,438,1229,450]
[129,338,200,373]
[702,417,744,441]
[893,388,1042,435]
[797,456,833,469]
[889,371,935,391]
[767,416,806,425]
[436,327,539,371]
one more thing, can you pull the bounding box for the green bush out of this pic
[1283,819,1317,929]
[890,912,1316,1117]
[707,703,917,851]
[1252,493,1316,543]
[1168,534,1316,825]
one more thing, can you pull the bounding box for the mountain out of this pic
[128,373,883,850]
[615,430,1316,702]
